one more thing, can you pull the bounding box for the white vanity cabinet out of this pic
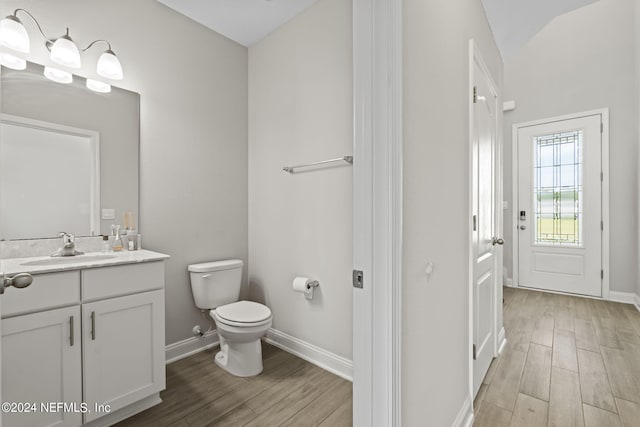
[1,257,167,427]
[82,290,164,423]
[2,305,82,427]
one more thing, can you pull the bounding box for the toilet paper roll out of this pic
[293,277,312,293]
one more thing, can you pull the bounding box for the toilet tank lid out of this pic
[188,259,243,273]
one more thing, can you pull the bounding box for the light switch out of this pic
[503,201,509,210]
[101,208,115,220]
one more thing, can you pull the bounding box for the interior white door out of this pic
[0,154,3,427]
[471,59,498,397]
[517,115,602,296]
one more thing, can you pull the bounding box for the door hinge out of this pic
[473,86,478,103]
[601,221,604,231]
[472,344,477,360]
[473,215,477,231]
[601,122,604,133]
[600,172,604,182]
[353,270,364,289]
[601,270,604,280]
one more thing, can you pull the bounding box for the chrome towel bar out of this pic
[282,155,353,174]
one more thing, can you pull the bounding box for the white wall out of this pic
[403,0,503,424]
[0,0,249,345]
[503,0,638,294]
[636,0,640,300]
[248,0,353,360]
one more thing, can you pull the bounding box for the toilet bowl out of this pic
[211,300,272,377]
[188,260,272,377]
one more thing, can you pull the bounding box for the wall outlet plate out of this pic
[101,208,115,220]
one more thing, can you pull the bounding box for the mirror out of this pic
[0,62,139,240]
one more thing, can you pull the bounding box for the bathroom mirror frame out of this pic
[1,61,140,241]
[0,113,101,239]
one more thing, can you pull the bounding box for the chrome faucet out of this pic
[51,232,84,257]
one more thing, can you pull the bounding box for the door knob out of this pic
[0,272,33,294]
[519,225,526,230]
[492,237,505,246]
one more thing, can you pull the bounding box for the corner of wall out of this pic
[452,395,474,427]
[635,0,640,302]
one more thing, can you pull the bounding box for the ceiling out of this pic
[157,0,320,47]
[481,0,600,59]
[158,0,601,55]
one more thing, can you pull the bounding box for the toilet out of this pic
[188,259,272,377]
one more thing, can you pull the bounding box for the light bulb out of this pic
[96,50,123,80]
[86,78,111,93]
[0,15,29,53]
[44,66,72,84]
[0,52,26,70]
[50,34,81,69]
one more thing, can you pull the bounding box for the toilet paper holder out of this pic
[305,280,319,300]
[293,277,320,300]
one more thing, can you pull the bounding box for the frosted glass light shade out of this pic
[96,50,123,80]
[50,35,81,69]
[0,16,29,53]
[86,79,111,93]
[0,52,26,70]
[44,66,72,84]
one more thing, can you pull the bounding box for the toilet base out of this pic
[215,337,264,377]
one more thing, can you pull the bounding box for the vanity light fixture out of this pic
[0,9,123,90]
[86,78,111,93]
[43,66,73,84]
[0,52,26,70]
[48,29,81,69]
[0,14,29,52]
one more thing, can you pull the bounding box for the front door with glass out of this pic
[517,114,603,297]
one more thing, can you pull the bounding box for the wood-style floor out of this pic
[474,287,640,427]
[115,343,352,427]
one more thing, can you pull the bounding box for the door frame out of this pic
[468,39,504,403]
[511,109,610,298]
[353,0,403,426]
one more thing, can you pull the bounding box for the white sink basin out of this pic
[21,254,118,266]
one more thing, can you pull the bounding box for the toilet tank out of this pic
[188,259,243,309]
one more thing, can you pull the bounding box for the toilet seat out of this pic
[213,301,272,327]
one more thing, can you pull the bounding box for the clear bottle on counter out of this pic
[127,229,137,250]
[112,225,124,252]
[101,235,111,252]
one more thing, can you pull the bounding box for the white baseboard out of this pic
[635,294,640,312]
[497,327,507,355]
[165,330,219,364]
[452,395,473,427]
[608,291,638,305]
[263,328,353,381]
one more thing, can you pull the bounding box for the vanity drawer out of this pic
[1,271,80,318]
[81,262,164,301]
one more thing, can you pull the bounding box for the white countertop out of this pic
[1,250,170,275]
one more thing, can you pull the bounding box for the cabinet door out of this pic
[2,306,82,427]
[82,290,165,422]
